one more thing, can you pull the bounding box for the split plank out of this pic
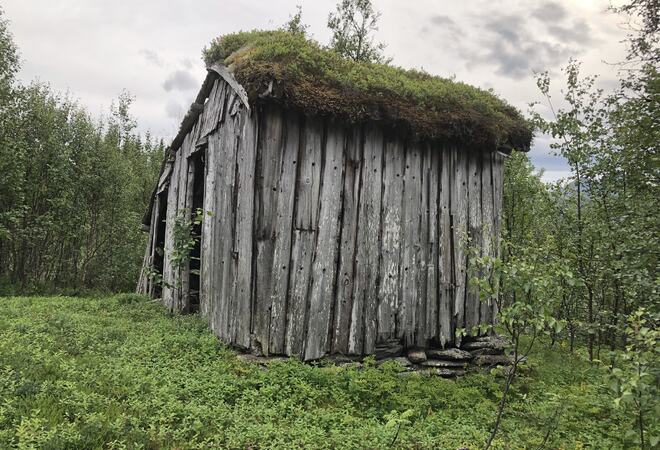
[213,106,240,342]
[231,108,258,348]
[285,115,323,356]
[162,147,182,311]
[349,124,383,355]
[180,129,197,313]
[268,111,301,354]
[438,146,453,346]
[466,150,482,335]
[424,147,440,344]
[252,106,285,354]
[377,134,404,343]
[200,130,218,321]
[491,152,505,324]
[400,143,422,346]
[304,121,345,360]
[480,151,494,327]
[450,147,468,345]
[331,128,362,354]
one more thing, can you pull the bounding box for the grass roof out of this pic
[203,30,532,152]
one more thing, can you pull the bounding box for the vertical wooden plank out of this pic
[416,144,431,347]
[268,111,301,354]
[231,109,258,349]
[162,150,182,311]
[147,195,161,297]
[438,147,453,346]
[400,143,422,347]
[331,127,362,354]
[480,150,495,328]
[137,194,159,295]
[199,84,227,325]
[466,150,482,335]
[349,124,383,355]
[451,147,468,345]
[285,231,315,356]
[285,115,323,357]
[252,106,285,354]
[491,152,505,324]
[304,122,345,360]
[180,130,197,313]
[377,135,404,343]
[294,117,323,231]
[201,80,226,137]
[424,146,440,344]
[200,132,217,322]
[214,106,240,342]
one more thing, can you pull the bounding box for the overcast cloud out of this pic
[3,0,628,182]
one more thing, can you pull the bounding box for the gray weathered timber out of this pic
[141,75,507,359]
[304,121,345,360]
[466,150,482,335]
[214,108,240,341]
[377,134,404,342]
[161,145,182,309]
[231,107,258,348]
[331,127,362,354]
[438,147,453,347]
[199,84,225,318]
[200,79,226,138]
[480,151,494,325]
[417,144,431,347]
[268,111,301,354]
[424,147,440,344]
[200,133,216,319]
[207,63,250,111]
[294,116,323,231]
[400,143,422,346]
[285,116,323,356]
[253,106,285,354]
[352,124,383,355]
[451,147,468,345]
[181,130,197,313]
[491,152,505,324]
[285,230,315,356]
[175,123,198,313]
[136,193,159,295]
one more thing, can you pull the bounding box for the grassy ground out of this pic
[0,295,630,449]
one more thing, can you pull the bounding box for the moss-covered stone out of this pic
[203,30,533,151]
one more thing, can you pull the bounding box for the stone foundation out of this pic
[237,335,512,378]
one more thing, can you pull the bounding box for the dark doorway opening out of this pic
[188,150,206,313]
[153,189,168,299]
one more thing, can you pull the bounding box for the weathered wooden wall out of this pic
[139,74,506,360]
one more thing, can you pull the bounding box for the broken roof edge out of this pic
[141,64,249,227]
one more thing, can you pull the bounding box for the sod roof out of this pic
[203,30,532,152]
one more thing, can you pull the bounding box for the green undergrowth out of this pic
[0,295,629,449]
[203,30,532,151]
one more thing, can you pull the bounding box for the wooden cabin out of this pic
[138,31,532,360]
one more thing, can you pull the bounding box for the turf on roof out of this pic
[203,30,533,152]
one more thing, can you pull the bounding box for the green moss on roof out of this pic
[203,30,532,151]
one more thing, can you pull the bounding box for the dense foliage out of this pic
[203,30,532,151]
[466,3,659,444]
[0,295,633,449]
[0,10,164,294]
[491,43,659,450]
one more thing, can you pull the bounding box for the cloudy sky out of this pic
[4,0,629,181]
